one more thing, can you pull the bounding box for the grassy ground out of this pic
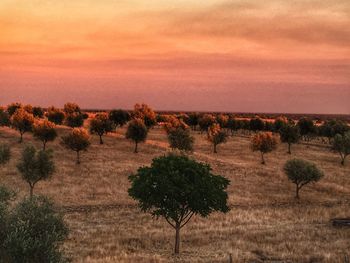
[0,125,349,263]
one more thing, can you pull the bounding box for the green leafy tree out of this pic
[126,119,148,153]
[17,146,55,197]
[90,113,115,144]
[251,132,279,164]
[33,119,58,150]
[61,128,91,164]
[332,131,350,165]
[167,127,194,152]
[279,124,300,154]
[128,154,230,254]
[283,159,324,199]
[109,109,131,127]
[207,123,227,153]
[5,196,68,263]
[0,144,11,166]
[11,108,35,143]
[47,106,65,125]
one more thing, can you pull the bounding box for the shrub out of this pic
[332,131,350,165]
[0,145,11,166]
[47,106,65,125]
[167,127,194,152]
[90,113,115,144]
[17,146,55,197]
[207,123,227,153]
[125,119,148,153]
[33,119,58,150]
[11,108,35,143]
[128,154,230,254]
[5,196,68,263]
[279,124,300,154]
[61,128,91,164]
[284,159,324,199]
[251,132,279,164]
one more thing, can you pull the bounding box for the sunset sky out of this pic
[0,0,349,113]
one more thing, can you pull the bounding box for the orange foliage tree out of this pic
[251,132,279,164]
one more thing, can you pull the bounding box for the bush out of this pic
[251,132,279,164]
[167,127,194,152]
[61,128,91,164]
[128,153,230,254]
[332,131,350,165]
[126,119,148,153]
[33,119,58,150]
[0,144,11,165]
[17,146,55,197]
[5,196,68,263]
[284,159,324,199]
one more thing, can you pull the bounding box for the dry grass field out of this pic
[0,124,349,263]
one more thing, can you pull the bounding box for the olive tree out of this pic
[133,103,157,128]
[6,103,22,116]
[167,127,194,152]
[126,119,148,153]
[47,106,65,125]
[249,117,265,132]
[283,159,324,199]
[33,119,58,150]
[251,132,279,164]
[128,154,230,254]
[17,146,55,197]
[32,106,44,118]
[5,196,68,263]
[11,108,35,143]
[207,123,227,153]
[90,113,115,144]
[109,109,131,127]
[332,131,350,165]
[198,114,216,133]
[61,128,91,164]
[297,117,316,141]
[0,107,10,127]
[279,124,300,154]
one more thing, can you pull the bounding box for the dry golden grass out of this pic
[0,124,349,263]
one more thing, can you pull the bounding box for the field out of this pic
[0,124,349,263]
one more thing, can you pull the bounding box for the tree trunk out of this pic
[99,135,103,144]
[295,184,300,199]
[19,132,23,143]
[213,144,217,153]
[288,143,291,154]
[30,185,34,198]
[341,155,345,166]
[43,141,46,151]
[174,222,180,254]
[134,142,138,153]
[261,152,265,165]
[76,151,80,164]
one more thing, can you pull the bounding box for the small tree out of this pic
[216,114,229,128]
[63,102,81,115]
[251,132,279,164]
[133,103,157,128]
[32,106,44,118]
[128,154,230,254]
[207,123,227,153]
[332,131,350,165]
[187,113,200,130]
[33,119,58,150]
[16,146,55,197]
[279,124,300,154]
[61,128,91,164]
[5,196,68,262]
[65,112,84,128]
[198,114,216,133]
[167,127,194,152]
[249,117,265,132]
[273,116,288,132]
[0,145,11,166]
[227,115,240,135]
[11,108,35,143]
[126,119,148,153]
[6,103,22,116]
[298,117,316,141]
[90,113,115,144]
[47,106,65,125]
[109,109,131,127]
[283,159,324,199]
[0,107,10,127]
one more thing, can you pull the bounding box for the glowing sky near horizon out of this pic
[0,0,349,113]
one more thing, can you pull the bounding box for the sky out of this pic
[0,0,349,114]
